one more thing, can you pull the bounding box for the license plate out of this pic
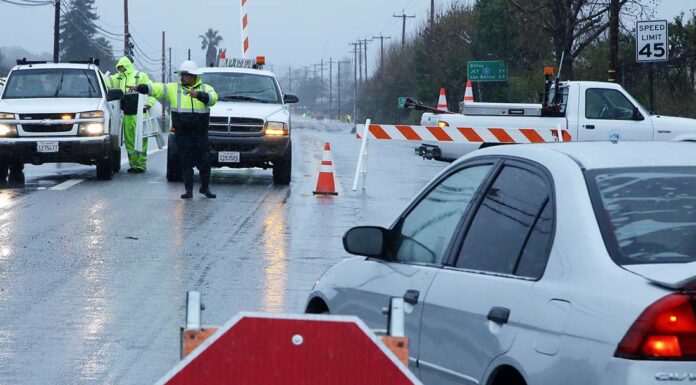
[37,141,59,153]
[218,151,240,163]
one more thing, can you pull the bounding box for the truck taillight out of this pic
[615,293,696,360]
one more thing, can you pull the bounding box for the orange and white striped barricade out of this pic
[353,120,571,191]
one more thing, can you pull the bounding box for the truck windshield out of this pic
[202,72,281,104]
[587,167,696,265]
[2,68,102,99]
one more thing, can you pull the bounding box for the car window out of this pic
[390,165,493,265]
[515,201,553,278]
[585,88,635,120]
[3,69,102,99]
[587,167,696,265]
[456,165,551,275]
[201,72,281,104]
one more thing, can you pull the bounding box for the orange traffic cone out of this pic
[313,143,338,196]
[464,80,475,103]
[437,87,449,112]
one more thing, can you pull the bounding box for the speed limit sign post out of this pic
[636,20,669,112]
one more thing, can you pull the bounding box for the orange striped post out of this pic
[240,0,250,58]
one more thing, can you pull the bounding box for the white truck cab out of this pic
[165,57,299,185]
[420,81,696,161]
[0,59,124,180]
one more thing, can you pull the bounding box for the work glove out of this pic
[135,84,150,95]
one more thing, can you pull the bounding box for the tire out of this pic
[166,148,182,182]
[273,147,292,185]
[0,163,8,182]
[96,152,114,181]
[112,147,122,173]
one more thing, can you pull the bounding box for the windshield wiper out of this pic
[83,70,97,97]
[53,72,65,97]
[220,95,270,103]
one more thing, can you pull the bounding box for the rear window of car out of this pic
[587,167,696,265]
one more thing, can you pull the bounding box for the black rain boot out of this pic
[199,172,216,199]
[181,169,194,199]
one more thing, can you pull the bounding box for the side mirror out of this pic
[343,226,388,258]
[106,88,124,102]
[633,106,645,121]
[283,94,299,104]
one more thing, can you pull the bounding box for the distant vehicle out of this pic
[418,70,696,161]
[166,57,299,185]
[308,141,696,385]
[0,59,124,180]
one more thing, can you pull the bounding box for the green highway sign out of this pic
[467,61,508,82]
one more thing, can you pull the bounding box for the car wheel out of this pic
[273,148,292,185]
[96,153,114,181]
[166,148,182,182]
[112,147,122,173]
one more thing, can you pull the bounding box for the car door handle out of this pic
[403,290,420,305]
[487,307,510,325]
[584,124,595,129]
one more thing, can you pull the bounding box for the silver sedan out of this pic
[306,141,696,385]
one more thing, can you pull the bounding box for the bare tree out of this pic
[510,0,654,79]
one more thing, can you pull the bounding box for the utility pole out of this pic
[351,46,358,121]
[288,66,293,92]
[360,38,371,81]
[188,49,191,60]
[124,0,131,57]
[328,57,333,118]
[168,47,172,82]
[372,35,392,68]
[161,32,166,83]
[337,60,350,121]
[608,0,620,83]
[53,0,60,62]
[320,58,325,104]
[357,40,363,88]
[431,0,435,25]
[393,12,416,48]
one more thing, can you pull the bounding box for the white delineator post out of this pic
[240,0,249,58]
[353,119,370,191]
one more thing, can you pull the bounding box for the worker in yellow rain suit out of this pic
[136,61,218,199]
[105,56,156,173]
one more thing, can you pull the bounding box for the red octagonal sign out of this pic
[155,313,422,385]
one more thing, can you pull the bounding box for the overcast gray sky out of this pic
[0,0,692,75]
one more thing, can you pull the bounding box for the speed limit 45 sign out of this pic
[636,20,669,62]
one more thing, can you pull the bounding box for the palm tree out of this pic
[200,29,223,67]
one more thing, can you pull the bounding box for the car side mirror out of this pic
[633,106,645,121]
[106,88,124,102]
[343,226,388,258]
[283,94,299,104]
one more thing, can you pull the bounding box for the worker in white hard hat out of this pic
[135,61,219,199]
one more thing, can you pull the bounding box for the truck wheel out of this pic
[0,162,8,182]
[112,147,122,173]
[166,150,182,182]
[96,153,114,181]
[273,148,292,185]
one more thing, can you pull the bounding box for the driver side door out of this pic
[578,87,653,141]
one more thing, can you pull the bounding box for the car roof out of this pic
[467,141,696,170]
[12,63,99,71]
[199,67,276,78]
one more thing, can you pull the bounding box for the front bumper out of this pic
[170,133,291,168]
[0,136,111,165]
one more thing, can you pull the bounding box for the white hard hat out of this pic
[176,60,201,75]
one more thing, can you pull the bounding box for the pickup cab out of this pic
[0,60,123,180]
[165,65,298,185]
[420,81,696,161]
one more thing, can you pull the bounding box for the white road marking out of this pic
[120,145,168,166]
[50,179,85,191]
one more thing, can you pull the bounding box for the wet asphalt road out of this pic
[0,120,445,385]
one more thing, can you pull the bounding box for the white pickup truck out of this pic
[0,60,124,180]
[419,80,696,161]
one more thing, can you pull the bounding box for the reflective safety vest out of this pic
[106,71,157,114]
[148,80,218,133]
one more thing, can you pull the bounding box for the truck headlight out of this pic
[264,121,289,136]
[0,112,16,120]
[80,111,104,119]
[0,123,17,137]
[78,122,105,136]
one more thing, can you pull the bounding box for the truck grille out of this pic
[21,124,74,133]
[19,113,76,120]
[208,116,265,134]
